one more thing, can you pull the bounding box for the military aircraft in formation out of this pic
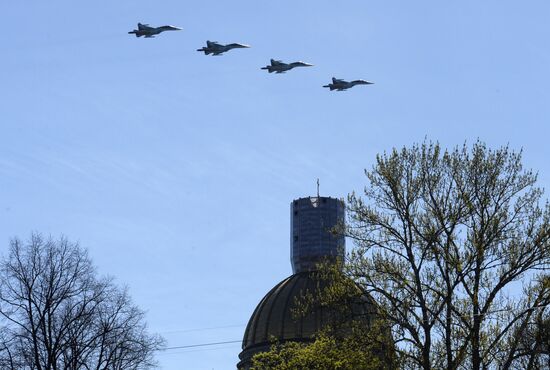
[323,77,374,91]
[197,41,250,56]
[261,59,313,74]
[128,23,182,38]
[129,23,373,91]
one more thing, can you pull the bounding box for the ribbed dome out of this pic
[238,271,374,369]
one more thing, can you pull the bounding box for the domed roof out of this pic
[238,271,375,369]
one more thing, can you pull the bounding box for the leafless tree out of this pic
[344,141,550,369]
[0,234,164,370]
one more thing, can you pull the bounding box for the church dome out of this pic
[238,271,375,369]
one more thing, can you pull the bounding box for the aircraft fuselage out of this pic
[129,24,181,38]
[323,79,373,91]
[264,65,293,73]
[198,42,250,56]
[261,61,313,73]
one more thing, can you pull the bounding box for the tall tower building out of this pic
[290,196,345,273]
[237,195,374,370]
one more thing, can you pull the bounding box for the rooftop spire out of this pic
[317,178,320,198]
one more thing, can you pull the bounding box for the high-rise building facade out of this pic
[290,196,345,273]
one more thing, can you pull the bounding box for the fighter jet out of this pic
[197,40,250,56]
[261,59,313,73]
[323,77,374,91]
[128,23,182,38]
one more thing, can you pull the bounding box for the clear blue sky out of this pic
[1,1,549,369]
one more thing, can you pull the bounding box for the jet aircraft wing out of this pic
[271,59,284,66]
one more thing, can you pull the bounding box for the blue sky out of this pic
[1,1,549,369]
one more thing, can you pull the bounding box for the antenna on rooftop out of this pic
[317,178,320,198]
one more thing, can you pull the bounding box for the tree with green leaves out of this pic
[344,141,550,369]
[251,323,394,370]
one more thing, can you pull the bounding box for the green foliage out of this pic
[251,325,394,370]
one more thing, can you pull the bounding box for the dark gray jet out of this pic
[128,23,182,38]
[197,40,250,56]
[323,77,374,91]
[261,59,313,73]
